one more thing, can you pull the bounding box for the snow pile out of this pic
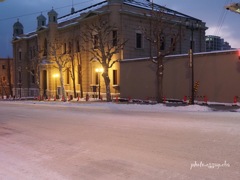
[8,100,211,113]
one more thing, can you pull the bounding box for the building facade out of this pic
[206,35,232,52]
[0,58,13,98]
[12,0,207,99]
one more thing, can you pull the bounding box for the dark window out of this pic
[43,39,47,56]
[18,71,21,83]
[93,34,98,49]
[76,40,80,52]
[160,36,165,50]
[31,70,35,83]
[66,68,70,84]
[113,70,117,85]
[95,72,99,85]
[2,76,6,82]
[19,51,22,61]
[63,43,67,54]
[33,46,36,57]
[78,65,81,84]
[2,65,6,69]
[112,30,118,46]
[136,33,142,48]
[68,42,72,54]
[171,37,176,51]
[30,47,33,59]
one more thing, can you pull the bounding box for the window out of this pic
[78,64,81,84]
[33,46,36,57]
[112,30,118,46]
[113,70,117,85]
[18,71,22,83]
[19,51,22,61]
[160,36,165,50]
[31,70,35,84]
[76,40,80,52]
[66,68,70,84]
[93,34,98,49]
[2,76,6,82]
[63,43,67,54]
[136,33,142,48]
[68,42,72,54]
[171,35,177,51]
[43,39,47,56]
[2,65,6,69]
[95,72,99,85]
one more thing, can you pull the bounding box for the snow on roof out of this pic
[123,0,198,20]
[58,0,200,26]
[58,1,108,24]
[121,49,239,62]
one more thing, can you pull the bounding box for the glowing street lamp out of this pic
[225,3,240,14]
[95,68,103,99]
[53,73,59,98]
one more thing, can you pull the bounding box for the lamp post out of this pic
[186,19,200,105]
[95,68,103,99]
[53,74,59,98]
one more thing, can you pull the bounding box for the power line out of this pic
[0,0,96,22]
[214,0,232,36]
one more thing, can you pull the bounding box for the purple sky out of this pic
[0,0,239,58]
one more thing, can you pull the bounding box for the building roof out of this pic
[58,0,200,24]
[15,0,202,40]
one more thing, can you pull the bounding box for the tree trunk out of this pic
[78,53,83,98]
[156,57,164,103]
[71,63,77,98]
[59,68,66,101]
[102,69,111,102]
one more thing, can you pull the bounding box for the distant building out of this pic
[12,0,207,99]
[206,35,231,52]
[0,58,13,98]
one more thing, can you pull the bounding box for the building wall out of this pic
[0,58,13,97]
[120,50,240,103]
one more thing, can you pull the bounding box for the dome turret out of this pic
[13,19,24,37]
[37,13,46,29]
[48,8,58,24]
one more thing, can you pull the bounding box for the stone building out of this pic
[0,57,13,98]
[12,0,207,99]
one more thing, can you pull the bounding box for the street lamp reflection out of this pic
[53,73,59,98]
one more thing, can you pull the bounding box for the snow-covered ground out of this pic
[0,101,240,180]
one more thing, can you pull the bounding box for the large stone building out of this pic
[12,0,207,99]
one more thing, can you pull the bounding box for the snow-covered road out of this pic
[0,101,239,180]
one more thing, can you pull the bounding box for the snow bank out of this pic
[6,100,211,113]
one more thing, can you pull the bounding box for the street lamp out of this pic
[53,73,59,98]
[95,68,103,99]
[225,3,240,14]
[186,19,200,104]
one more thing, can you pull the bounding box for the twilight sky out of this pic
[0,0,239,58]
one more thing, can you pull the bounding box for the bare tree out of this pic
[81,14,127,102]
[68,40,77,98]
[48,38,70,102]
[26,46,43,97]
[142,6,181,103]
